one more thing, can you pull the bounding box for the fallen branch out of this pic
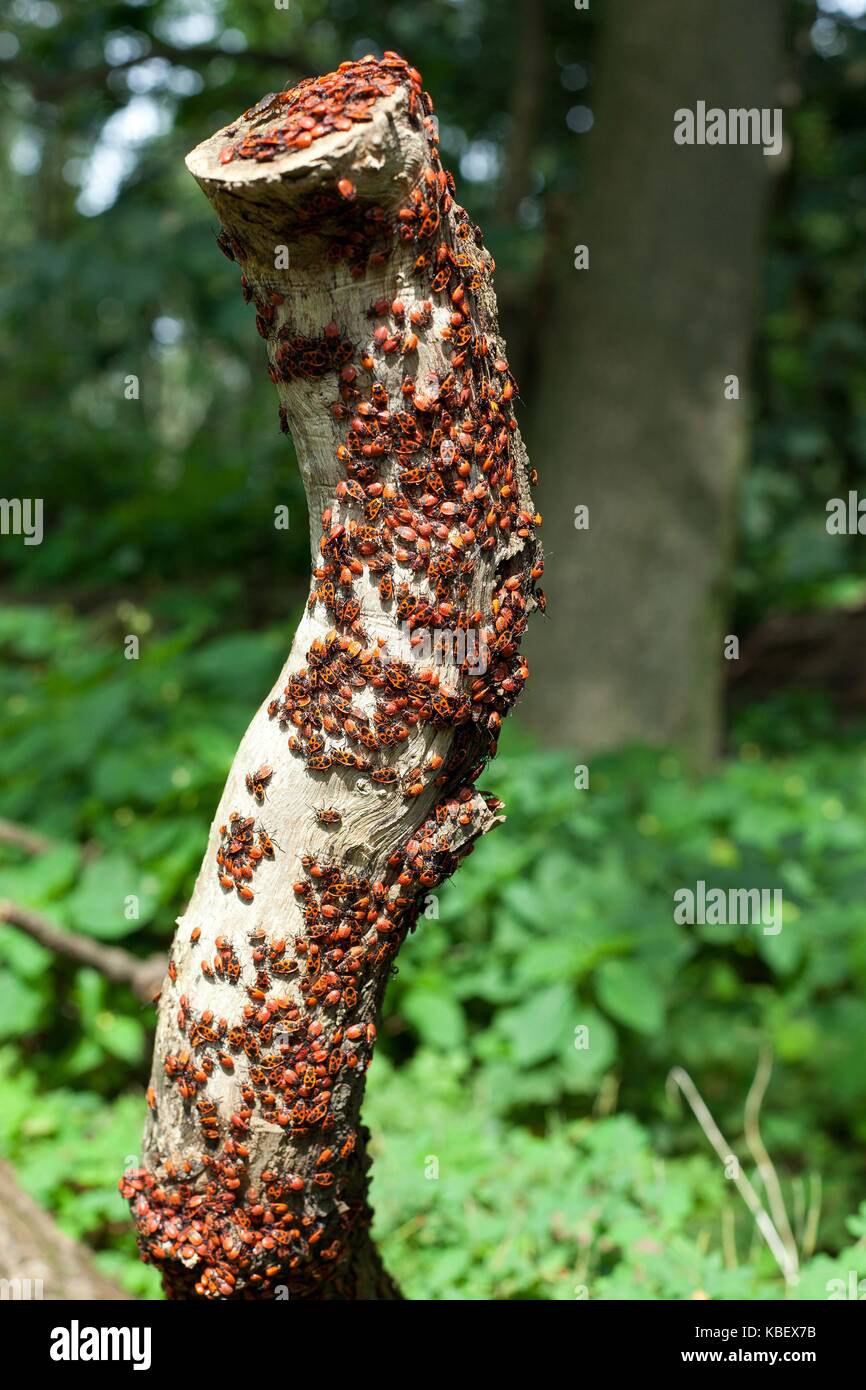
[0,819,54,855]
[0,901,165,1004]
[0,1160,132,1301]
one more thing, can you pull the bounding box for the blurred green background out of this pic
[2,0,866,1300]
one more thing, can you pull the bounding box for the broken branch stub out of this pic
[121,52,543,1301]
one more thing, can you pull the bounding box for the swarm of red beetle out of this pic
[125,51,541,1300]
[218,53,425,165]
[124,791,487,1298]
[214,53,426,279]
[258,54,542,793]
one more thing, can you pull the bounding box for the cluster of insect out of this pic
[122,787,492,1297]
[267,631,476,799]
[217,53,423,166]
[215,811,277,903]
[123,51,541,1300]
[214,56,421,280]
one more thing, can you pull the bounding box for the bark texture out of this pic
[122,53,540,1301]
[522,0,784,765]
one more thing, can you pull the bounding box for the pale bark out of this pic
[125,58,539,1300]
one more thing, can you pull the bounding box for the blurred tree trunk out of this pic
[498,0,547,222]
[522,0,784,764]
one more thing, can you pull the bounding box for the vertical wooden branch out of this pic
[121,53,541,1301]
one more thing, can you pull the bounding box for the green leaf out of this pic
[498,982,574,1066]
[567,1007,618,1084]
[93,1012,145,1064]
[0,971,43,1039]
[595,961,665,1035]
[401,988,465,1050]
[65,855,156,939]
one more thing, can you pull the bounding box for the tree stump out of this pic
[121,51,541,1301]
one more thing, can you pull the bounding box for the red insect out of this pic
[258,829,278,858]
[245,765,273,802]
[371,769,399,786]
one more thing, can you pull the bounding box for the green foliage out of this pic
[1,599,865,1298]
[1,0,865,1302]
[367,1054,866,1301]
[380,718,866,1260]
[2,0,863,636]
[0,0,585,605]
[0,1050,162,1298]
[738,1,866,623]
